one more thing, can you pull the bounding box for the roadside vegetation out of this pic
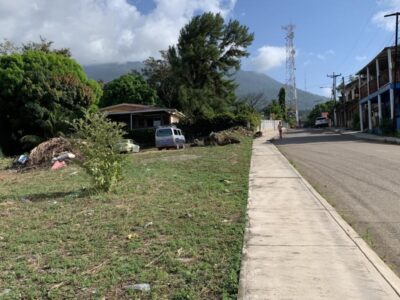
[0,136,252,299]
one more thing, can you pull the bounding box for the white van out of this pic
[315,117,329,128]
[155,126,186,150]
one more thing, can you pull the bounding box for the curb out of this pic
[272,141,400,297]
[328,128,400,145]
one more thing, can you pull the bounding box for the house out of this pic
[342,46,399,132]
[100,103,185,130]
[337,78,360,129]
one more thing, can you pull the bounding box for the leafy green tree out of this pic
[100,73,158,107]
[0,50,102,155]
[264,100,283,120]
[143,51,179,109]
[278,87,286,120]
[72,111,125,192]
[145,12,254,118]
[306,100,336,127]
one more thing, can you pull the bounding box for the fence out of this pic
[259,119,286,131]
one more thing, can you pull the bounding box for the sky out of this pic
[0,0,400,97]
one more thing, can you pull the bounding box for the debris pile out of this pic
[191,127,251,147]
[28,137,79,168]
[206,131,240,146]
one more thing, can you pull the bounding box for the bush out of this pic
[179,111,260,140]
[380,117,393,135]
[72,111,126,192]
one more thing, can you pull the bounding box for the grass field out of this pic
[0,137,252,299]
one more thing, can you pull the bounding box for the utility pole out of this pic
[327,72,341,127]
[342,76,347,128]
[384,12,400,131]
[282,24,299,127]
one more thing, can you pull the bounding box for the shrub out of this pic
[72,111,126,192]
[380,117,393,135]
[179,111,260,140]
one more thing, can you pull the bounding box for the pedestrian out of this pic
[278,121,283,139]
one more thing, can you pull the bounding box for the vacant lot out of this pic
[0,138,252,299]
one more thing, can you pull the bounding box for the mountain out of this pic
[234,71,327,110]
[84,62,144,82]
[83,62,326,111]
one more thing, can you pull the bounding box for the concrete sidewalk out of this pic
[331,128,400,145]
[238,136,400,299]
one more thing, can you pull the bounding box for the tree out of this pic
[278,87,286,120]
[0,50,102,155]
[238,92,267,110]
[72,111,125,192]
[100,73,158,107]
[263,100,283,120]
[144,12,254,118]
[143,51,179,109]
[306,100,336,127]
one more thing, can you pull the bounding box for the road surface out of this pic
[273,129,400,276]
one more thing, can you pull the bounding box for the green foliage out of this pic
[100,73,157,107]
[72,111,125,192]
[263,100,283,120]
[305,100,336,127]
[380,117,393,135]
[0,49,101,155]
[233,101,261,130]
[180,108,259,140]
[143,51,179,108]
[144,12,254,118]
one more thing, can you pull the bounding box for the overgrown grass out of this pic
[0,137,252,299]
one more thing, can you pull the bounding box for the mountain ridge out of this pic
[83,62,326,111]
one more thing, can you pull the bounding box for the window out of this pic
[174,129,179,135]
[157,129,172,137]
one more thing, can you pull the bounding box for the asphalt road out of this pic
[273,129,400,276]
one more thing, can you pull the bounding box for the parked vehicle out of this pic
[315,117,329,128]
[114,139,140,153]
[155,126,186,150]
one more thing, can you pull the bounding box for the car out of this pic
[155,126,186,150]
[114,139,140,153]
[315,117,329,128]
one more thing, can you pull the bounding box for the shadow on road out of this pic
[272,129,365,146]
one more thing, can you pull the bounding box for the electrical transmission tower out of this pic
[282,24,299,126]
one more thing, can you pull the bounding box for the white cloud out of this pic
[372,0,400,31]
[0,0,237,64]
[250,46,286,72]
[355,55,367,61]
[317,54,325,60]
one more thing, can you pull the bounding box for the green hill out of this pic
[83,62,326,110]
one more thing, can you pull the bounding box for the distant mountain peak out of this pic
[83,62,326,110]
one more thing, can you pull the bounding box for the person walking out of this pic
[278,121,283,139]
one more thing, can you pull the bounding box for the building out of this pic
[343,46,399,132]
[100,103,185,130]
[337,78,360,129]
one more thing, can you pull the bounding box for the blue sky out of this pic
[0,0,399,97]
[232,0,396,97]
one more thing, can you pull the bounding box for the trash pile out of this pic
[191,127,249,147]
[12,137,79,171]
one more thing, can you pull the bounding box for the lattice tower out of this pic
[282,24,299,125]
